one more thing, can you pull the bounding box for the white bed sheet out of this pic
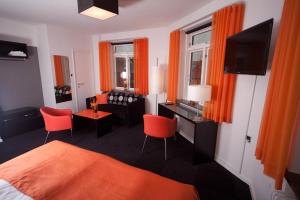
[0,179,32,200]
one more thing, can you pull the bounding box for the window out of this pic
[187,28,211,86]
[183,25,212,105]
[113,44,134,90]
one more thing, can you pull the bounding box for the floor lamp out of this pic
[152,66,164,115]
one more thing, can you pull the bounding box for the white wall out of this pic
[46,25,94,111]
[168,0,286,200]
[0,18,55,107]
[0,18,94,111]
[92,34,101,94]
[34,25,56,107]
[96,27,169,114]
[240,1,285,199]
[288,120,300,174]
[0,18,37,46]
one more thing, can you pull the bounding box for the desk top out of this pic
[159,103,210,123]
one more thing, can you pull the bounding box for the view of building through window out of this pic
[187,28,211,86]
[113,44,134,89]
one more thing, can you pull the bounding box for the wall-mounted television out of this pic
[224,19,273,75]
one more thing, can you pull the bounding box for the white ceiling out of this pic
[0,0,212,34]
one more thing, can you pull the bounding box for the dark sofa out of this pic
[86,91,145,127]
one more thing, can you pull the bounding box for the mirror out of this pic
[53,55,72,103]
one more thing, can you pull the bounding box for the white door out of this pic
[73,50,94,111]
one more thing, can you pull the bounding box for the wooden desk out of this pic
[158,103,218,164]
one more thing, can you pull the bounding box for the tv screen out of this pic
[224,19,273,75]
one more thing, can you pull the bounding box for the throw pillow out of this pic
[96,93,108,104]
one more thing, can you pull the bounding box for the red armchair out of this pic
[142,114,177,160]
[40,107,73,144]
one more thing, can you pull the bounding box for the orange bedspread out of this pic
[0,141,199,200]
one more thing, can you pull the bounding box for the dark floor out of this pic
[0,123,252,200]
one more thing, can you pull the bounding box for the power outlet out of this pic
[246,135,252,143]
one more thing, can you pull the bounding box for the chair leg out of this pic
[141,135,148,153]
[44,131,50,144]
[70,129,73,139]
[164,138,167,160]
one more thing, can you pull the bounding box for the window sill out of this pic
[114,87,134,92]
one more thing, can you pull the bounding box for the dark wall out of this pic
[0,46,44,112]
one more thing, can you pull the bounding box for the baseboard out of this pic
[215,156,256,200]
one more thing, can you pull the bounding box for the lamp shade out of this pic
[187,85,212,103]
[152,66,164,94]
[77,0,119,20]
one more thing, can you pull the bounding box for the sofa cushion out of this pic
[96,93,108,104]
[107,91,143,105]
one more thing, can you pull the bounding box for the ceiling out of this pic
[0,0,212,34]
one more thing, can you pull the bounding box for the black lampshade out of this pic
[77,0,119,20]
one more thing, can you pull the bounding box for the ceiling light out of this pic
[77,0,119,20]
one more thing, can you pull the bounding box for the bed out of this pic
[0,141,199,200]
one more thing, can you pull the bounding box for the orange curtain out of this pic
[203,3,245,123]
[166,30,180,103]
[133,38,149,96]
[255,0,300,190]
[54,55,64,86]
[99,42,112,92]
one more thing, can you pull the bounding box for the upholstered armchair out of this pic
[142,114,177,160]
[40,107,73,144]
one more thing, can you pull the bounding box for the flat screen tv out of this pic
[224,19,273,75]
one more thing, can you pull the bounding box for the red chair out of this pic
[142,114,177,160]
[40,107,73,144]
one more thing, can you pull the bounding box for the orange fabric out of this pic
[40,107,72,132]
[96,93,108,104]
[99,42,112,92]
[53,55,64,86]
[73,109,112,120]
[167,30,181,103]
[0,141,199,200]
[255,0,300,190]
[203,3,245,123]
[143,114,177,138]
[133,38,149,96]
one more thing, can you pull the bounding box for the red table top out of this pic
[73,109,112,120]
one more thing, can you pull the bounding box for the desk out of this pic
[158,103,218,164]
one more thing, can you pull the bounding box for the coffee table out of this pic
[73,109,113,138]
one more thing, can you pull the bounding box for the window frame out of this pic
[183,26,212,104]
[187,44,210,85]
[112,44,134,91]
[113,52,134,91]
[188,27,212,47]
